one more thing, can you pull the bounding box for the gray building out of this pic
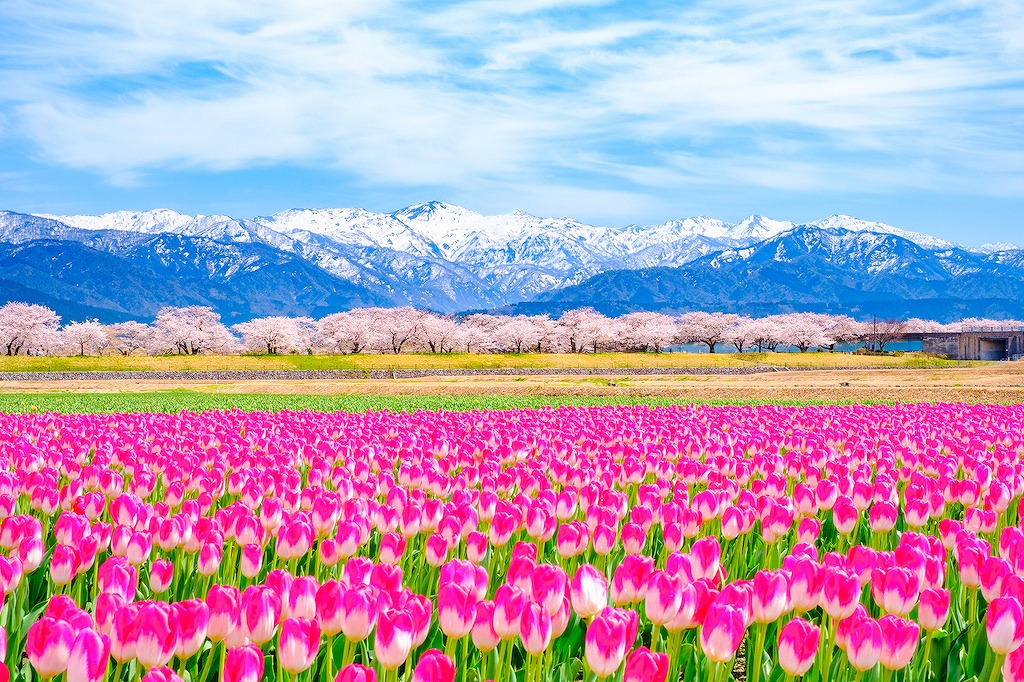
[921,330,1024,361]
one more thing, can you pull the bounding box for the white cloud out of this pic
[0,0,1021,201]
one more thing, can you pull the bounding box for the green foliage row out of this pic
[0,392,840,414]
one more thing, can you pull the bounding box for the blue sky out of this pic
[1,0,1022,246]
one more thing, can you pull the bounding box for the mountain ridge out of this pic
[3,204,1022,323]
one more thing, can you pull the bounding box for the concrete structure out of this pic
[921,330,1024,361]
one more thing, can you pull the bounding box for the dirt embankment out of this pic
[2,364,1024,404]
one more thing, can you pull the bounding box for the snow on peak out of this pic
[42,209,195,233]
[808,214,955,250]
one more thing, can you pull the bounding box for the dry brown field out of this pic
[4,362,1023,404]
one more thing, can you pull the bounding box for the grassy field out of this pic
[0,392,837,414]
[0,351,970,373]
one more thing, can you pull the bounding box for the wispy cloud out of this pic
[1,0,1022,218]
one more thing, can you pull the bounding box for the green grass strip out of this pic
[0,392,842,415]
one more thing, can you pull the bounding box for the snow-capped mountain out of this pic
[532,225,1024,321]
[2,202,1021,321]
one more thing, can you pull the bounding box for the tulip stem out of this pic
[987,654,1004,682]
[196,643,218,682]
[749,623,768,682]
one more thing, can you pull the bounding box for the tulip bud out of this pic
[278,617,320,674]
[335,664,377,682]
[846,617,882,671]
[918,588,950,632]
[135,602,179,669]
[878,615,919,670]
[411,649,455,682]
[777,617,819,676]
[223,645,264,682]
[700,602,746,663]
[519,601,552,655]
[240,585,282,646]
[585,607,638,677]
[987,596,1024,655]
[470,600,501,655]
[623,646,669,682]
[571,564,608,620]
[148,559,173,595]
[26,617,75,678]
[66,628,109,682]
[374,609,414,670]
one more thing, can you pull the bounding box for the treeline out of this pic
[0,302,1019,356]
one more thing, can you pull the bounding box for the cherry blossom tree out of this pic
[819,315,864,352]
[725,316,758,353]
[315,310,381,354]
[863,317,909,352]
[61,320,108,356]
[105,321,152,356]
[617,312,677,352]
[415,313,464,353]
[676,312,741,353]
[493,315,545,353]
[556,309,609,353]
[150,306,237,355]
[775,312,832,352]
[368,307,424,354]
[458,314,502,353]
[233,316,312,354]
[0,302,61,355]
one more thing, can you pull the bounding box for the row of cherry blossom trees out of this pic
[0,301,1020,356]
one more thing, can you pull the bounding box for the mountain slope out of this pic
[528,227,1024,321]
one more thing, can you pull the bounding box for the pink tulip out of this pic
[690,537,722,581]
[752,570,790,623]
[110,603,141,663]
[172,599,210,659]
[519,601,553,655]
[335,664,378,682]
[878,615,919,670]
[438,583,477,639]
[623,646,669,682]
[611,554,654,605]
[466,531,488,563]
[788,557,823,612]
[918,588,950,632]
[411,649,455,682]
[379,532,406,565]
[223,645,264,682]
[846,617,882,671]
[288,575,319,620]
[315,580,345,636]
[140,669,183,682]
[240,585,282,646]
[50,544,80,586]
[571,564,608,620]
[777,617,819,676]
[135,602,179,669]
[240,544,263,578]
[645,570,683,626]
[494,584,529,639]
[26,616,75,679]
[374,609,415,670]
[822,568,860,620]
[148,559,173,594]
[278,617,320,673]
[1004,645,1024,682]
[341,584,380,641]
[987,596,1024,654]
[197,542,222,576]
[472,601,500,652]
[65,628,109,682]
[585,608,638,677]
[700,601,746,663]
[206,585,241,642]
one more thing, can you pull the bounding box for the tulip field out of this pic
[3,402,1024,682]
